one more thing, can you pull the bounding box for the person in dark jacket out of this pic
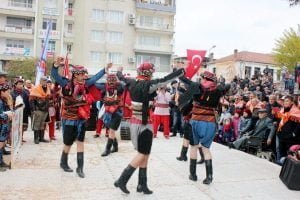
[230,109,275,150]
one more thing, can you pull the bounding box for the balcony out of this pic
[0,25,34,39]
[64,31,74,43]
[135,22,174,34]
[65,8,75,21]
[0,47,32,60]
[134,44,173,54]
[136,0,176,13]
[42,7,59,16]
[0,0,35,17]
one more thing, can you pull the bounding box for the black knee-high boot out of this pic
[197,147,204,164]
[111,138,118,153]
[176,146,188,161]
[101,138,113,157]
[137,168,153,194]
[39,130,49,143]
[76,152,85,178]
[60,151,73,172]
[189,159,197,181]
[114,165,136,194]
[0,148,9,170]
[34,131,39,144]
[203,159,213,184]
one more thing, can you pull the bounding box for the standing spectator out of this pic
[153,87,171,138]
[47,80,59,141]
[254,86,263,101]
[11,77,31,142]
[0,83,13,171]
[24,80,33,93]
[170,80,183,137]
[30,76,50,144]
[295,63,300,90]
[275,95,300,164]
[281,66,288,82]
[287,74,295,94]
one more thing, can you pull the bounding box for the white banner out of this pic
[10,106,24,169]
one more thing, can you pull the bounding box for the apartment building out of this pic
[0,0,176,75]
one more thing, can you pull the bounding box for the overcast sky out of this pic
[174,0,300,58]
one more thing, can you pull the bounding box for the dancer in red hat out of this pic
[178,71,229,185]
[51,57,110,178]
[113,62,185,195]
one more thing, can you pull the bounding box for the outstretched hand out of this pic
[54,56,65,67]
[105,63,113,73]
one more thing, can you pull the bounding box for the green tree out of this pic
[273,27,300,71]
[6,58,54,82]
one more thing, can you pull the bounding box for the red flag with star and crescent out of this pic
[185,49,206,79]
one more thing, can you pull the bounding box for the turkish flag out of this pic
[185,49,206,79]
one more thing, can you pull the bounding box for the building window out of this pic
[42,18,57,30]
[42,40,56,52]
[136,55,160,69]
[108,52,122,64]
[107,31,123,44]
[67,44,72,53]
[91,30,105,42]
[90,51,102,62]
[139,35,160,46]
[139,15,163,28]
[67,24,72,33]
[107,11,123,24]
[6,17,32,28]
[91,9,105,22]
[6,39,25,48]
[245,66,251,78]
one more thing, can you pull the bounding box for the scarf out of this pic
[277,105,300,131]
[30,85,50,99]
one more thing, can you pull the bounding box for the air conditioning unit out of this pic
[128,57,136,63]
[128,13,136,25]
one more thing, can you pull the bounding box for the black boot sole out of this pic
[189,175,197,181]
[137,187,153,194]
[114,181,130,194]
[176,157,187,161]
[203,178,213,185]
[76,169,85,178]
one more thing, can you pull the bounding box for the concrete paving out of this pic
[0,130,299,200]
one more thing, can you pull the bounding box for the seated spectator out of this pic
[232,111,241,140]
[238,109,252,138]
[229,109,275,150]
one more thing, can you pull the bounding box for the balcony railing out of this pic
[135,44,173,53]
[64,31,74,37]
[42,7,59,15]
[136,0,176,13]
[0,0,36,11]
[2,47,32,57]
[136,22,174,32]
[0,25,33,34]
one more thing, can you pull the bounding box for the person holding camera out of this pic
[51,57,110,178]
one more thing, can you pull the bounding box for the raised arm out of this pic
[148,68,185,94]
[86,68,105,87]
[51,65,68,87]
